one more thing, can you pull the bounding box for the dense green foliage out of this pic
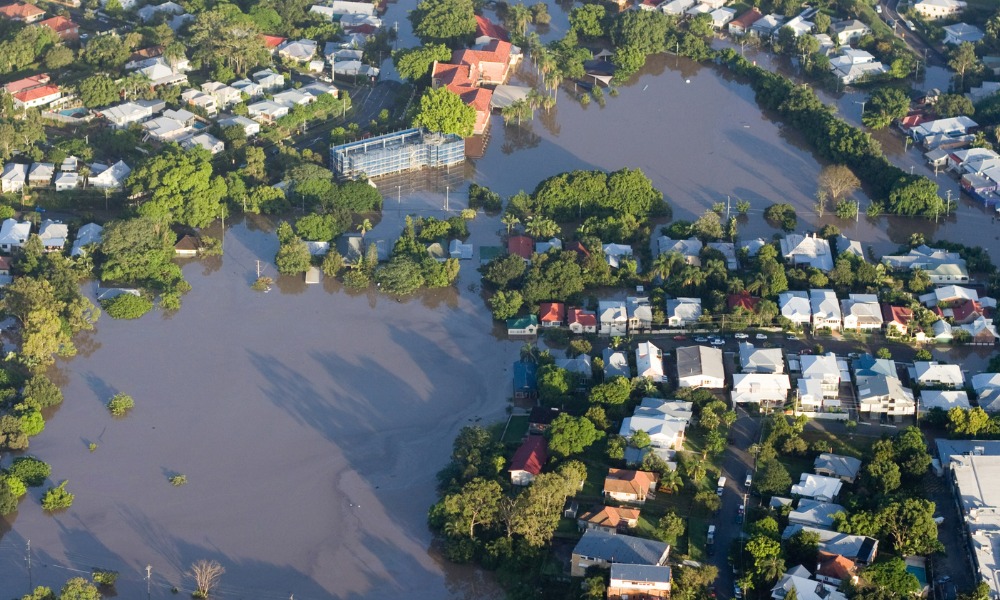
[510,168,666,222]
[98,218,185,291]
[8,456,51,487]
[128,145,227,228]
[411,0,477,46]
[106,393,135,417]
[393,44,453,83]
[414,87,477,137]
[41,480,74,511]
[101,294,153,320]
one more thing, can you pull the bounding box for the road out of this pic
[290,81,408,154]
[881,0,948,67]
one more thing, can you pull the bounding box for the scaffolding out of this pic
[330,128,465,180]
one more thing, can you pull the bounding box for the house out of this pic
[603,469,659,504]
[599,300,628,336]
[539,302,565,327]
[913,0,966,19]
[507,235,533,260]
[728,291,761,313]
[659,0,696,16]
[620,398,692,451]
[143,112,193,141]
[1,163,27,193]
[603,349,631,379]
[730,9,764,38]
[635,341,665,382]
[247,100,290,123]
[26,163,53,187]
[830,49,887,84]
[840,294,883,331]
[137,0,184,21]
[968,82,1000,104]
[790,473,843,501]
[512,360,538,399]
[528,406,559,435]
[656,236,702,265]
[102,99,164,128]
[772,569,849,600]
[231,78,264,99]
[920,286,979,308]
[830,19,870,45]
[710,7,737,29]
[626,296,652,331]
[174,235,199,257]
[608,564,672,600]
[60,156,78,173]
[943,23,984,45]
[857,374,915,418]
[54,171,78,192]
[816,551,859,587]
[326,0,376,17]
[535,237,561,254]
[202,82,243,108]
[578,505,641,534]
[731,373,792,407]
[39,15,78,41]
[788,499,846,529]
[571,530,669,577]
[960,317,1000,345]
[506,315,538,337]
[882,305,913,336]
[88,161,130,190]
[932,319,954,342]
[555,354,592,380]
[914,361,964,388]
[474,14,508,45]
[448,239,473,260]
[304,241,329,257]
[277,39,318,62]
[603,243,634,269]
[181,89,218,115]
[885,245,970,284]
[707,241,738,269]
[252,69,285,91]
[70,224,102,257]
[750,13,784,37]
[801,354,841,398]
[810,289,842,331]
[38,220,67,252]
[0,2,44,22]
[180,133,225,155]
[12,84,61,110]
[676,345,725,389]
[218,116,260,138]
[910,118,978,146]
[781,234,833,271]
[780,291,812,326]
[946,298,988,325]
[509,435,546,486]
[568,308,597,334]
[739,343,784,374]
[781,14,814,38]
[814,454,862,483]
[666,297,702,327]
[0,218,30,251]
[920,390,971,415]
[137,57,189,87]
[782,525,878,565]
[430,38,519,134]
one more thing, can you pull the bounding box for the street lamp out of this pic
[854,100,866,118]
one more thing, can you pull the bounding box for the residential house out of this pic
[252,69,285,91]
[60,155,77,172]
[0,2,44,22]
[218,116,260,138]
[38,220,67,252]
[666,297,702,327]
[920,390,971,415]
[781,234,833,271]
[304,241,329,257]
[857,374,916,418]
[840,294,883,331]
[608,564,672,600]
[603,349,631,379]
[619,398,692,451]
[568,308,597,334]
[507,235,533,260]
[751,13,785,37]
[814,454,862,483]
[810,289,842,331]
[537,302,565,328]
[885,245,970,284]
[54,171,78,192]
[656,236,702,265]
[932,319,954,343]
[577,505,641,534]
[676,345,725,389]
[571,530,669,577]
[945,298,988,325]
[882,305,913,336]
[710,7,737,29]
[780,291,812,326]
[603,469,659,504]
[816,551,859,587]
[626,296,653,331]
[910,118,979,147]
[603,243,634,269]
[202,82,242,108]
[788,499,846,529]
[247,100,289,123]
[181,133,225,155]
[781,525,878,565]
[137,57,189,87]
[814,33,836,55]
[835,235,865,259]
[4,74,51,96]
[660,0,696,16]
[919,284,978,307]
[739,343,784,373]
[174,235,199,257]
[830,49,888,84]
[0,256,11,285]
[801,354,841,398]
[88,161,130,189]
[12,84,61,110]
[913,0,966,19]
[231,78,264,99]
[0,218,30,251]
[555,355,592,379]
[943,23,984,45]
[968,82,1000,104]
[430,38,519,135]
[506,315,538,337]
[26,163,53,187]
[509,435,546,486]
[772,569,849,600]
[635,341,665,382]
[729,8,764,36]
[1,163,27,193]
[512,360,537,399]
[830,19,870,45]
[326,0,376,17]
[534,237,561,255]
[39,15,78,41]
[728,291,761,313]
[137,0,184,21]
[101,99,165,128]
[474,14,508,45]
[181,89,218,115]
[528,406,559,435]
[707,241,738,269]
[960,316,1000,345]
[790,474,843,501]
[914,361,964,388]
[277,39,318,62]
[143,108,196,141]
[798,378,832,413]
[782,13,814,37]
[599,300,628,336]
[732,373,792,407]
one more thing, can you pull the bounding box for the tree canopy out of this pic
[394,44,453,83]
[414,87,477,137]
[411,0,477,45]
[128,145,227,228]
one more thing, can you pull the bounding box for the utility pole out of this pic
[26,540,32,590]
[854,100,866,118]
[726,195,732,221]
[146,565,152,600]
[257,260,261,278]
[445,185,449,212]
[397,185,401,204]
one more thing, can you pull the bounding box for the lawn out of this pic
[501,415,530,444]
[801,430,876,459]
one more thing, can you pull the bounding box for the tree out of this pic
[99,218,177,286]
[764,203,797,231]
[887,176,944,217]
[589,376,632,405]
[23,374,62,408]
[19,587,55,600]
[694,490,721,513]
[102,293,152,319]
[692,210,724,240]
[501,213,520,235]
[819,164,860,202]
[949,42,980,90]
[631,429,651,449]
[106,393,135,416]
[41,480,74,511]
[655,510,686,543]
[863,87,910,129]
[393,44,453,83]
[754,457,791,495]
[865,558,920,597]
[612,9,668,56]
[570,4,606,38]
[813,12,830,34]
[880,498,943,555]
[58,578,101,600]
[414,87,476,137]
[411,0,477,45]
[77,75,119,109]
[864,439,901,493]
[9,456,51,487]
[785,530,820,568]
[189,6,269,76]
[746,534,784,583]
[81,33,128,70]
[375,257,426,295]
[835,199,859,220]
[275,236,311,276]
[936,93,975,118]
[128,146,226,228]
[546,413,603,457]
[189,560,225,599]
[483,255,525,289]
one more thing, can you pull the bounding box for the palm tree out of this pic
[760,556,786,583]
[501,213,520,235]
[78,165,90,189]
[357,218,373,239]
[649,251,682,283]
[120,72,151,101]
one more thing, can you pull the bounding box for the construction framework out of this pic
[330,128,465,180]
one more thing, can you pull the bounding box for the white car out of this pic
[755,333,768,340]
[786,335,798,340]
[694,337,709,343]
[710,339,725,346]
[734,333,749,339]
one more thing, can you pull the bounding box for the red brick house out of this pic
[0,2,44,22]
[509,435,547,486]
[40,15,78,41]
[882,305,913,336]
[430,38,519,136]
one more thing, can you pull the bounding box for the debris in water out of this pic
[642,85,648,91]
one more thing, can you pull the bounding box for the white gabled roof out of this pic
[914,361,965,387]
[790,473,843,500]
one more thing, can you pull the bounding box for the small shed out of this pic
[305,266,321,284]
[174,235,199,257]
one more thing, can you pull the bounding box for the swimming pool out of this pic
[58,108,88,118]
[907,565,928,587]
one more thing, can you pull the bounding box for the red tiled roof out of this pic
[345,23,378,34]
[0,256,12,270]
[3,73,49,94]
[510,435,547,475]
[262,35,286,48]
[461,87,492,113]
[579,505,640,528]
[569,308,597,327]
[817,551,856,581]
[475,15,508,42]
[952,299,983,323]
[508,235,533,259]
[731,8,763,28]
[727,292,760,311]
[453,39,512,69]
[0,2,43,19]
[901,113,925,129]
[13,84,59,103]
[882,305,912,325]
[40,15,75,33]
[604,469,658,497]
[539,302,566,324]
[566,241,591,258]
[128,46,164,62]
[432,62,474,89]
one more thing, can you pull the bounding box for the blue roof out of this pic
[513,361,537,391]
[572,530,669,566]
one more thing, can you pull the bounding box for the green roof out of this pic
[480,246,503,262]
[507,315,538,329]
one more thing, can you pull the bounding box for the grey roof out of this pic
[572,530,669,565]
[936,439,1000,466]
[788,499,845,528]
[814,453,862,479]
[603,348,632,379]
[676,346,725,380]
[610,563,672,584]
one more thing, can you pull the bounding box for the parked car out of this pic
[694,337,709,343]
[905,19,915,30]
[734,333,749,339]
[745,472,752,487]
[786,335,798,340]
[800,349,813,355]
[876,4,882,13]
[717,477,726,496]
[734,585,744,599]
[673,335,688,341]
[756,333,768,340]
[711,339,725,346]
